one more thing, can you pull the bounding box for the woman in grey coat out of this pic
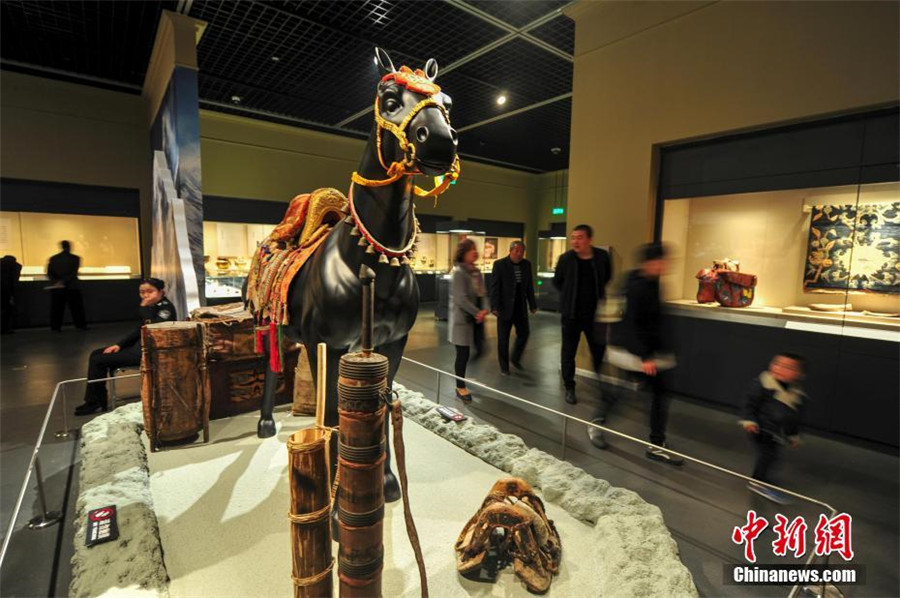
[449,238,489,401]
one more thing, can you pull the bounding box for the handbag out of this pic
[695,259,739,303]
[715,271,757,308]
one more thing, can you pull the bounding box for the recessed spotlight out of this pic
[271,56,280,62]
[231,95,242,104]
[550,147,561,155]
[496,94,507,106]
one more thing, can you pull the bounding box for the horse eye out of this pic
[384,98,401,113]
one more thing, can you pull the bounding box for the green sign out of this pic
[552,207,564,215]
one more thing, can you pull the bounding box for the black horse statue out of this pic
[253,48,459,502]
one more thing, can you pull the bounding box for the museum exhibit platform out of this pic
[69,388,697,598]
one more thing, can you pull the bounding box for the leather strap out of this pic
[390,399,429,598]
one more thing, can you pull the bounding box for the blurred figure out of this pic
[74,278,177,415]
[0,255,22,334]
[47,240,86,331]
[449,239,489,403]
[740,353,807,504]
[490,240,537,374]
[553,224,612,404]
[591,243,683,466]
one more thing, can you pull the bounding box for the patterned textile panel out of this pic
[804,202,900,294]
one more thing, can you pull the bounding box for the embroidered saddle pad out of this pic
[246,187,347,325]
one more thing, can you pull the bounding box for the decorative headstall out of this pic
[350,66,461,199]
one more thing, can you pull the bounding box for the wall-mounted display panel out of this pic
[0,211,141,280]
[660,182,900,332]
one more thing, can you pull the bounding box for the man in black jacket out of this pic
[47,240,87,331]
[74,278,177,415]
[552,224,612,405]
[490,241,538,374]
[593,243,683,465]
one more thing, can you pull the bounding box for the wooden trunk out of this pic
[193,310,300,420]
[288,427,334,598]
[141,321,210,452]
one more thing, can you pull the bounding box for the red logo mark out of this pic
[814,513,854,561]
[732,510,769,563]
[772,514,808,558]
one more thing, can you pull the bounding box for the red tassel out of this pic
[255,327,265,354]
[268,322,282,373]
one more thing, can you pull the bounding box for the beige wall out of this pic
[200,109,542,265]
[567,0,899,370]
[1,71,152,271]
[567,0,900,279]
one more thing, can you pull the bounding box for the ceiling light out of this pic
[496,95,507,106]
[448,229,474,234]
[550,147,561,154]
[231,95,242,104]
[271,56,280,62]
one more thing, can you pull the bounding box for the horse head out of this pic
[373,47,459,179]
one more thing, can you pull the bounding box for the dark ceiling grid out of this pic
[450,37,572,108]
[528,13,575,55]
[190,0,429,124]
[462,0,570,29]
[461,96,571,172]
[262,0,507,67]
[0,0,174,87]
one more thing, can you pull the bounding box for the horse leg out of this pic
[378,336,408,504]
[257,346,278,438]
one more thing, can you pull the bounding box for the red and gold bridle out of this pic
[351,66,461,200]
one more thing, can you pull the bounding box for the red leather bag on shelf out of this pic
[695,260,739,303]
[715,271,758,308]
[695,269,720,303]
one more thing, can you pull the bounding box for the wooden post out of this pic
[288,427,334,597]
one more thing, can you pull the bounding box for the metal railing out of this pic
[0,372,140,570]
[400,356,838,598]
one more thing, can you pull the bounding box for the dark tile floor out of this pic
[1,308,897,597]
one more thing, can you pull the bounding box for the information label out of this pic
[85,505,119,547]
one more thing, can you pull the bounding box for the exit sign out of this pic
[552,207,564,215]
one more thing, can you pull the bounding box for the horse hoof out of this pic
[384,470,401,503]
[257,418,276,438]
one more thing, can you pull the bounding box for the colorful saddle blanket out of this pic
[247,187,348,326]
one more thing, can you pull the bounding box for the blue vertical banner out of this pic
[150,65,204,306]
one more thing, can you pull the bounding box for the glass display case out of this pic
[203,221,273,300]
[0,211,141,280]
[538,237,567,274]
[433,229,522,273]
[660,181,900,331]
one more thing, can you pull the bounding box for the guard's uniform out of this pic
[77,298,177,413]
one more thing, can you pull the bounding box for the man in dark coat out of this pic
[592,243,683,465]
[0,255,22,334]
[552,224,612,404]
[490,241,538,375]
[47,240,87,331]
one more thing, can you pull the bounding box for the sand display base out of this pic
[73,387,697,597]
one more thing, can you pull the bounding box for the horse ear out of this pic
[375,47,396,76]
[425,58,438,81]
